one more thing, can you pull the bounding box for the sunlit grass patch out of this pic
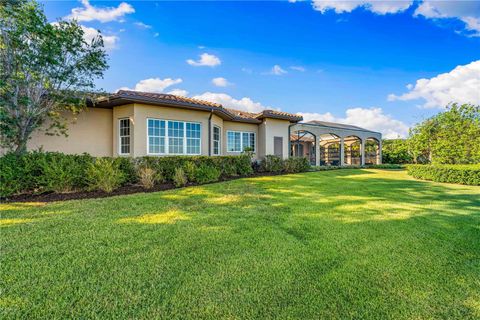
[118,209,189,225]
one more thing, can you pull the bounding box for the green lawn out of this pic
[1,169,479,319]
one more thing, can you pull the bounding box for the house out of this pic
[26,90,382,165]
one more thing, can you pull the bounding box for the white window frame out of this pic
[146,118,202,156]
[213,125,221,156]
[226,130,255,153]
[118,118,131,156]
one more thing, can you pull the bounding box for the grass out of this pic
[1,169,479,319]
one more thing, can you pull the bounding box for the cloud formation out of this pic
[270,64,288,75]
[212,77,231,87]
[167,89,189,96]
[118,77,183,93]
[290,66,306,72]
[67,0,134,23]
[307,1,480,36]
[134,22,152,29]
[388,60,480,108]
[299,107,409,138]
[312,0,413,15]
[186,53,221,67]
[193,92,269,113]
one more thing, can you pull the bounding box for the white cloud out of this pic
[212,77,231,87]
[118,77,183,93]
[154,32,160,37]
[290,66,306,72]
[388,60,480,108]
[80,25,118,51]
[241,67,253,74]
[271,64,288,75]
[167,89,189,96]
[134,22,152,29]
[67,0,134,23]
[299,107,409,138]
[186,53,221,67]
[414,1,480,36]
[193,92,269,113]
[312,0,413,15]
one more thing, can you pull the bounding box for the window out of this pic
[227,130,255,152]
[213,126,221,155]
[147,119,201,155]
[119,118,130,155]
[148,119,166,154]
[186,122,201,154]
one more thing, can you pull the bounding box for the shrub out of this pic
[183,161,197,182]
[261,155,284,173]
[194,165,221,184]
[137,166,162,189]
[284,157,310,173]
[86,158,125,193]
[0,153,24,197]
[406,164,480,186]
[173,167,187,187]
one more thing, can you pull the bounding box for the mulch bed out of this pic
[1,172,283,203]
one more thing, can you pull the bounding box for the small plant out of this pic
[173,167,187,187]
[137,166,162,189]
[261,155,284,173]
[194,165,221,184]
[183,161,197,182]
[86,158,125,193]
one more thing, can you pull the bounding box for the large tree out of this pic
[408,103,480,164]
[0,0,108,154]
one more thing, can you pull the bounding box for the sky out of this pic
[41,0,480,138]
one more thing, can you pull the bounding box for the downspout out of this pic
[208,109,213,156]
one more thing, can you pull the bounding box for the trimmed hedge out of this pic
[0,152,314,198]
[406,164,480,186]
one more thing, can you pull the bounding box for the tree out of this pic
[0,0,108,154]
[382,139,413,164]
[407,103,480,164]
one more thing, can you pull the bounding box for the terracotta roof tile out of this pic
[116,90,222,108]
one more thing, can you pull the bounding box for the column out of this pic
[315,137,320,166]
[340,137,345,166]
[377,139,382,164]
[361,139,366,166]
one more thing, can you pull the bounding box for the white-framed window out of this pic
[147,118,201,155]
[118,118,130,155]
[213,125,221,155]
[227,130,255,152]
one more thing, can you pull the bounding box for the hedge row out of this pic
[406,164,480,186]
[0,152,311,198]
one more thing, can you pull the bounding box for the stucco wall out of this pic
[223,121,259,159]
[132,103,212,157]
[211,114,223,156]
[27,107,113,157]
[263,118,291,159]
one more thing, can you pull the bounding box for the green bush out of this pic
[261,155,310,173]
[261,155,284,173]
[194,165,221,184]
[406,164,480,186]
[86,158,125,193]
[173,167,187,187]
[284,157,310,173]
[183,161,197,182]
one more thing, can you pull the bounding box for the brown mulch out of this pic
[1,172,283,203]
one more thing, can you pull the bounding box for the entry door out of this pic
[274,137,283,158]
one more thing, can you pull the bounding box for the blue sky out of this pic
[42,1,480,138]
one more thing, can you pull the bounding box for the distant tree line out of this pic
[383,103,480,165]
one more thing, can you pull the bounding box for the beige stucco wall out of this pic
[27,107,113,157]
[223,121,259,159]
[263,118,291,159]
[132,103,212,157]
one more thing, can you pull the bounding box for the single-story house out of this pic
[26,90,382,166]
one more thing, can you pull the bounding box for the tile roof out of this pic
[95,90,303,123]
